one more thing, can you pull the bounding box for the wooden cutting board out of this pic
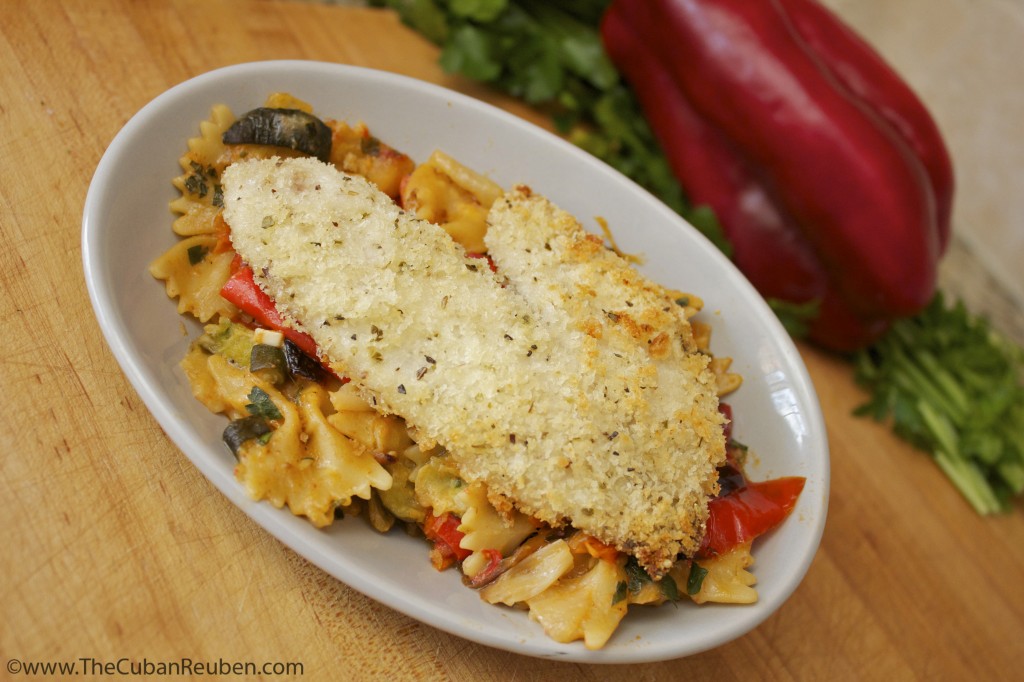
[1,1,1021,679]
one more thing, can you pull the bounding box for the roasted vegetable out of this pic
[197,319,254,367]
[602,0,946,348]
[223,107,333,162]
[249,343,288,385]
[424,511,473,569]
[697,476,806,558]
[222,415,272,457]
[219,264,321,360]
[283,338,324,382]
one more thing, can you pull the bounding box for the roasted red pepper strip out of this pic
[603,0,941,328]
[778,0,954,252]
[423,512,473,563]
[601,9,889,350]
[698,476,807,558]
[220,265,321,360]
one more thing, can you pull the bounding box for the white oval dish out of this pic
[82,60,829,663]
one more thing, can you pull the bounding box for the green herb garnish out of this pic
[245,386,283,421]
[612,580,628,605]
[623,555,648,595]
[686,561,708,596]
[185,160,213,199]
[621,555,682,602]
[186,244,208,265]
[659,574,680,602]
[184,173,207,198]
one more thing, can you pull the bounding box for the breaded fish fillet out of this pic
[222,157,725,577]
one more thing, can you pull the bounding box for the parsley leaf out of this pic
[449,0,507,22]
[186,244,208,265]
[612,580,628,605]
[659,574,681,602]
[623,555,649,595]
[439,25,502,81]
[686,561,708,596]
[385,0,451,43]
[245,386,283,421]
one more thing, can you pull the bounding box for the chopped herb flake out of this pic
[187,244,208,265]
[245,386,283,421]
[184,173,208,198]
[624,556,649,595]
[612,580,628,605]
[659,574,681,602]
[687,561,708,596]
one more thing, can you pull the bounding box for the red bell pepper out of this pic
[777,0,955,252]
[602,0,948,349]
[697,476,807,558]
[708,404,806,557]
[220,265,321,360]
[601,11,888,350]
[423,512,473,563]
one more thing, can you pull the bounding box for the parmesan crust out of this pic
[223,157,725,577]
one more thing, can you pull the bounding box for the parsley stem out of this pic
[917,400,959,460]
[934,450,1001,515]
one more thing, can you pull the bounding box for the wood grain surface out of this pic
[1,1,1022,680]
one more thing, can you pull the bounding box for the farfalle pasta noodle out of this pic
[149,235,237,322]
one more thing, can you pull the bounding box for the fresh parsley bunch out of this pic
[854,294,1024,513]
